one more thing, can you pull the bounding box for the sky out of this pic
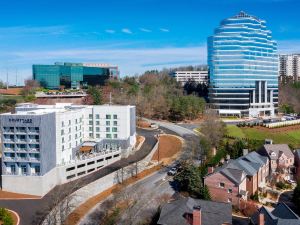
[0,0,300,85]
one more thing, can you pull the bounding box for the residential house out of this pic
[204,152,269,206]
[157,197,232,225]
[294,149,300,180]
[259,144,294,176]
[251,202,300,225]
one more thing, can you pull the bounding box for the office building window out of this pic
[106,121,110,126]
[69,120,71,125]
[89,121,93,125]
[96,134,100,138]
[89,114,93,119]
[96,121,100,125]
[89,133,93,138]
[106,134,112,139]
[62,137,64,143]
[112,127,117,132]
[114,134,118,139]
[89,127,93,132]
[113,121,118,126]
[96,127,100,132]
[61,130,64,135]
[113,114,117,119]
[106,115,111,119]
[96,114,100,119]
[106,127,110,132]
[62,122,64,127]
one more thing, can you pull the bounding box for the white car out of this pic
[167,168,177,176]
[287,179,296,184]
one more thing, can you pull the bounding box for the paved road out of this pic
[0,128,161,225]
[80,166,176,225]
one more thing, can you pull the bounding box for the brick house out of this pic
[259,144,294,176]
[204,152,269,206]
[294,149,300,180]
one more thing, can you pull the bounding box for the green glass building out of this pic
[33,62,111,89]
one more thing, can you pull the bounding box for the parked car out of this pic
[167,167,177,176]
[287,179,296,184]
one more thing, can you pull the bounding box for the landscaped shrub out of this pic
[276,181,288,190]
[250,192,259,202]
[0,208,13,225]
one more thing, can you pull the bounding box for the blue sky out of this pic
[0,0,300,84]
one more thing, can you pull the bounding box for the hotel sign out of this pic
[8,118,33,124]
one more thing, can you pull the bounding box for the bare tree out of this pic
[200,109,226,156]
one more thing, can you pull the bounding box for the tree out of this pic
[87,86,103,105]
[199,185,211,200]
[21,79,40,96]
[293,180,300,211]
[200,109,227,155]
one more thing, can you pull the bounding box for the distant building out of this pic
[208,11,278,117]
[171,71,208,86]
[0,103,136,196]
[157,197,232,225]
[251,203,300,225]
[33,62,119,89]
[279,54,300,84]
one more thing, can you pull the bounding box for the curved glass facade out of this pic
[208,11,278,117]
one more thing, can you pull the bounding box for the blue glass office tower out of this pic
[33,62,116,89]
[208,11,278,117]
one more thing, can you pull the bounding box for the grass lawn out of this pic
[226,125,300,148]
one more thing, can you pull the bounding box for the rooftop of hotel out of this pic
[0,103,134,116]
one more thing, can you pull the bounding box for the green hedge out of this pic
[0,208,13,225]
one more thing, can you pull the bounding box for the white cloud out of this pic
[160,28,169,32]
[277,40,300,53]
[121,28,132,34]
[139,28,152,33]
[105,29,116,34]
[0,25,68,37]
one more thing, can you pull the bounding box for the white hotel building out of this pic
[0,103,136,196]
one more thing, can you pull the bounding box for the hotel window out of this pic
[113,114,117,119]
[112,127,117,132]
[114,134,118,139]
[89,127,93,132]
[62,122,64,127]
[69,120,71,125]
[96,114,100,119]
[89,114,93,119]
[106,127,110,132]
[96,121,100,125]
[75,119,78,124]
[62,137,65,143]
[69,143,71,148]
[219,182,225,188]
[106,121,110,126]
[21,165,27,174]
[61,130,64,135]
[96,134,100,138]
[113,121,118,126]
[106,115,111,119]
[89,133,93,138]
[89,121,93,125]
[69,127,71,133]
[106,134,112,139]
[62,145,65,151]
[96,127,100,132]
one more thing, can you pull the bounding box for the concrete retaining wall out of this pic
[42,138,159,224]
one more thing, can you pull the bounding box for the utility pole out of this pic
[15,69,18,86]
[6,69,8,89]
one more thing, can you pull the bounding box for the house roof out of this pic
[157,197,232,225]
[263,144,294,160]
[206,151,268,185]
[251,203,300,225]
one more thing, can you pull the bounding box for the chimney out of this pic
[258,212,264,225]
[193,206,201,225]
[207,167,214,174]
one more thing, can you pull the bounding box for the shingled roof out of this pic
[157,197,232,225]
[251,202,300,225]
[263,144,294,160]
